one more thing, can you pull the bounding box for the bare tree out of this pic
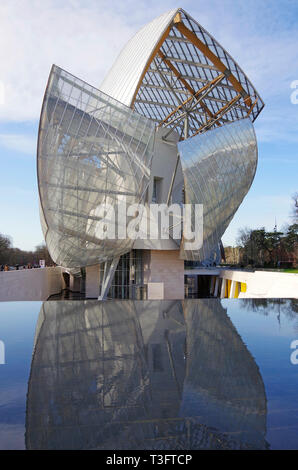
[292,192,298,223]
[0,234,12,264]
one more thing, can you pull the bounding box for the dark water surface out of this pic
[0,298,297,450]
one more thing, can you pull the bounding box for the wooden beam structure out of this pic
[192,93,242,136]
[158,73,225,127]
[173,20,252,108]
[128,9,263,139]
[157,50,217,121]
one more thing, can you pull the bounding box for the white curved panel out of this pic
[100,8,178,106]
[178,118,257,264]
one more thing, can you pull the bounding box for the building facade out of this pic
[37,8,264,299]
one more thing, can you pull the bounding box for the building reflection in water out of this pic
[25,299,267,450]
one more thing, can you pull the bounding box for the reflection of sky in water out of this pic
[0,299,297,450]
[0,302,42,449]
[222,299,298,450]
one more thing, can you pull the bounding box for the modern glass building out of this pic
[37,8,264,300]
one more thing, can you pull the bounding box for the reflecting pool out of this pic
[0,299,297,450]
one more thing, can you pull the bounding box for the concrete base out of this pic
[145,250,184,300]
[85,264,100,298]
[84,250,185,300]
[147,282,164,300]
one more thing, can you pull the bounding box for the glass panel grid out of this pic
[38,66,155,268]
[178,118,257,265]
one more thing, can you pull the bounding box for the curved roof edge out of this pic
[99,7,264,140]
[100,8,179,106]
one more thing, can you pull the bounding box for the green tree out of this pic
[263,230,283,266]
[237,228,267,266]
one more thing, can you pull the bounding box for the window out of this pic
[152,177,162,203]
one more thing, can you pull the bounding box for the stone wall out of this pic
[0,267,64,301]
[85,265,100,298]
[146,250,184,300]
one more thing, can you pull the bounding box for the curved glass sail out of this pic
[37,66,155,268]
[179,118,258,264]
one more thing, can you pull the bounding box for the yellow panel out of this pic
[240,282,247,293]
[227,279,232,297]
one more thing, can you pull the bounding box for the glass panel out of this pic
[38,66,155,268]
[178,118,257,265]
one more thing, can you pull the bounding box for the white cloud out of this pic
[0,0,297,139]
[0,0,179,122]
[0,0,136,121]
[0,134,36,155]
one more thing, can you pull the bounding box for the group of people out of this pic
[0,263,41,271]
[0,265,9,271]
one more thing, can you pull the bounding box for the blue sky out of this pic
[0,0,297,250]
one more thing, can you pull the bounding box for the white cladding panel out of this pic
[99,9,178,106]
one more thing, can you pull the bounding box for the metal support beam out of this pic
[98,257,120,300]
[184,114,189,139]
[166,153,180,205]
[148,67,235,91]
[160,54,218,71]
